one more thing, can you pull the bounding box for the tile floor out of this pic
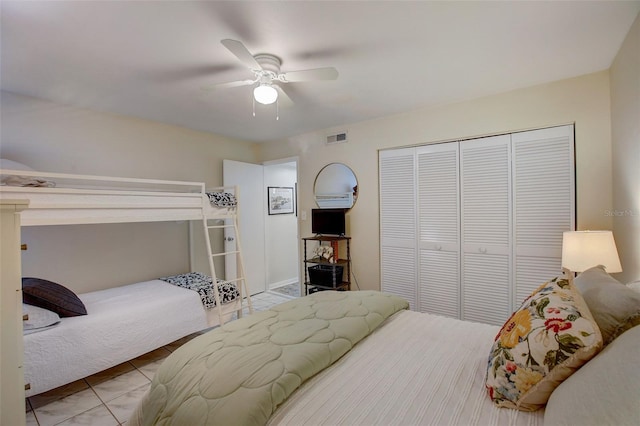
[269,282,301,298]
[25,291,295,426]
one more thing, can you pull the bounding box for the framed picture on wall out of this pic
[268,186,294,215]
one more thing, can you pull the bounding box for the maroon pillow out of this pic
[22,277,87,317]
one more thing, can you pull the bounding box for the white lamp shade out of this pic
[561,230,622,273]
[253,84,278,105]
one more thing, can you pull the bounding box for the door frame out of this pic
[262,156,300,294]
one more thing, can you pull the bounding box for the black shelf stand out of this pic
[303,235,351,295]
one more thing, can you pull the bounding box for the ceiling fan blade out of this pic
[221,39,262,70]
[203,79,256,91]
[275,85,294,107]
[279,67,338,82]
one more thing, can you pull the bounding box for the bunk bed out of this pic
[0,167,251,397]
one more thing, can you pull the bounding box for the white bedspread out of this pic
[24,280,208,396]
[269,310,544,426]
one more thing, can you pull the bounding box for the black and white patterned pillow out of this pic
[160,272,239,309]
[206,192,237,207]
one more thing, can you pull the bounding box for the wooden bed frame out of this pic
[0,169,207,225]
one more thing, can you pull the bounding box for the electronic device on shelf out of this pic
[311,208,346,236]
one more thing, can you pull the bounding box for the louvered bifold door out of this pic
[512,125,575,304]
[460,135,512,326]
[416,143,460,318]
[379,148,417,310]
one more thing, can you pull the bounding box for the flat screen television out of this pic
[311,208,346,236]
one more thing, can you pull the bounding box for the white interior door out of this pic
[379,147,418,310]
[512,125,575,302]
[416,143,460,318]
[460,135,512,326]
[224,159,266,296]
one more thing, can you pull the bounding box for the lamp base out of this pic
[562,267,575,286]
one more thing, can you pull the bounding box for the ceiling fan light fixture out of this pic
[253,83,278,105]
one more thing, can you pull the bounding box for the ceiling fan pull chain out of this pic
[276,98,279,121]
[252,97,256,117]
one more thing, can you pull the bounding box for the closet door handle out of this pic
[226,237,234,242]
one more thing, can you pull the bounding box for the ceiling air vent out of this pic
[326,131,348,145]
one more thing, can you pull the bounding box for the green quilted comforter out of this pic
[129,290,408,426]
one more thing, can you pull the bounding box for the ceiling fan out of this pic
[207,39,339,107]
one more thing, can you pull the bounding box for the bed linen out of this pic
[129,291,409,426]
[269,309,544,426]
[24,280,208,396]
[160,272,239,308]
[206,191,237,207]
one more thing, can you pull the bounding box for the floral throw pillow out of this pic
[485,277,603,411]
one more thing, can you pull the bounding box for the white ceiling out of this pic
[2,1,638,143]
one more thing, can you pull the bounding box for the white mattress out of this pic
[24,280,209,396]
[269,310,544,425]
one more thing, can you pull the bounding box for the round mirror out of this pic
[314,163,358,209]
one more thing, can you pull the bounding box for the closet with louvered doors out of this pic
[379,147,418,310]
[511,126,576,304]
[416,142,460,318]
[379,124,575,326]
[460,134,513,325]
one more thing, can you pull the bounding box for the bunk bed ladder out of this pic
[202,198,253,326]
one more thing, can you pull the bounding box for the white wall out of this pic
[264,161,299,289]
[610,13,640,283]
[1,92,259,293]
[260,71,614,291]
[3,57,633,294]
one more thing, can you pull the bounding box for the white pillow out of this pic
[23,303,61,335]
[544,325,640,426]
[574,265,640,345]
[1,159,55,187]
[627,280,640,293]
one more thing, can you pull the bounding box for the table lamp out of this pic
[561,230,622,284]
